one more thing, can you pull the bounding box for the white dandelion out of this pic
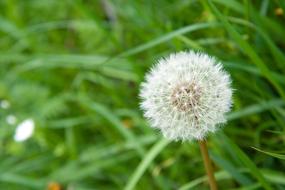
[140,51,232,141]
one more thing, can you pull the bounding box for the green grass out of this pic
[0,0,285,189]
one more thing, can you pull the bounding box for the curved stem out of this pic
[199,140,218,190]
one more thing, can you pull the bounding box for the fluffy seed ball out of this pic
[140,51,232,141]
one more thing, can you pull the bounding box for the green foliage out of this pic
[0,0,284,189]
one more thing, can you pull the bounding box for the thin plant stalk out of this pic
[199,140,218,190]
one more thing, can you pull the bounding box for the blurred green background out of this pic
[0,0,285,189]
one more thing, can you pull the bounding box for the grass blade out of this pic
[210,152,252,185]
[124,138,170,190]
[119,22,219,57]
[252,147,285,160]
[207,0,285,99]
[227,99,284,121]
[220,133,272,190]
[178,170,232,190]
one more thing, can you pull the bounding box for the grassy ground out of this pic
[0,0,285,189]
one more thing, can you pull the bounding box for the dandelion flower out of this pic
[140,51,232,141]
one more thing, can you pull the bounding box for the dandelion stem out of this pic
[199,140,218,190]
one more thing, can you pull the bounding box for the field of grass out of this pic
[0,0,285,189]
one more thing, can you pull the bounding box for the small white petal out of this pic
[0,100,10,109]
[14,118,35,142]
[6,115,17,125]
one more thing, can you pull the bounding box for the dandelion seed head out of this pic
[140,51,232,141]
